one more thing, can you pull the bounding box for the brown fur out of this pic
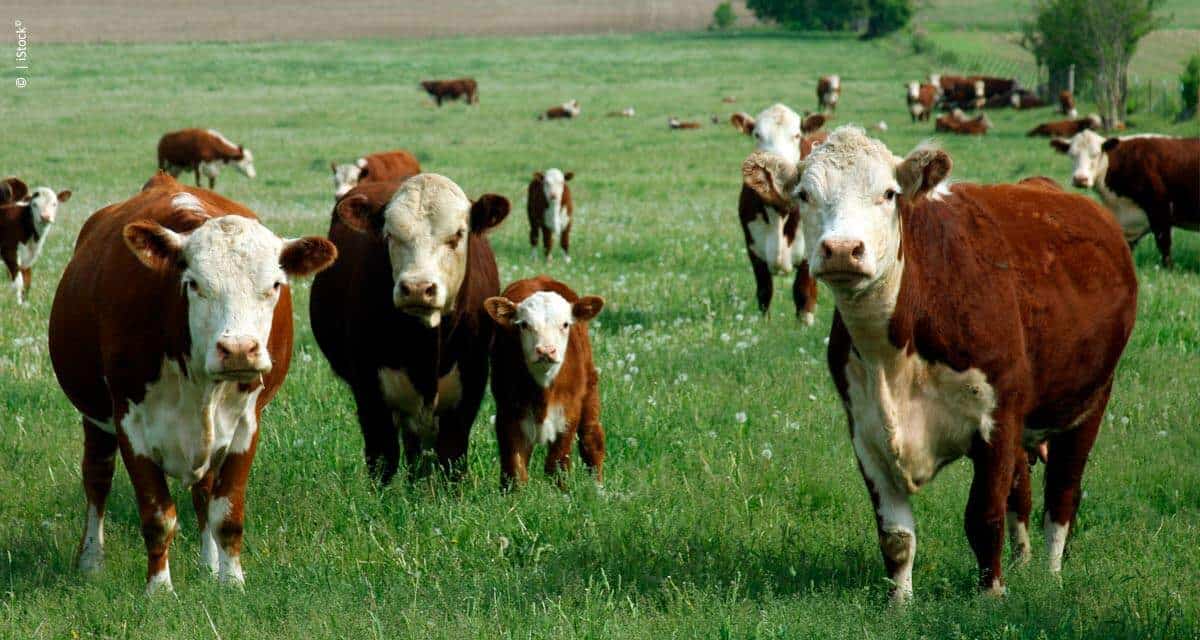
[421,78,478,105]
[526,171,575,260]
[357,150,421,184]
[936,112,990,135]
[817,76,840,114]
[156,129,246,189]
[1010,90,1045,109]
[0,177,28,205]
[1,185,71,300]
[669,118,702,130]
[1028,117,1098,137]
[907,84,937,122]
[935,74,983,110]
[1059,90,1075,116]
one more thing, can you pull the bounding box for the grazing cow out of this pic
[906,82,937,122]
[310,174,510,484]
[743,125,1137,602]
[157,129,256,190]
[1059,90,1077,117]
[931,74,985,110]
[331,150,421,199]
[540,100,581,120]
[47,172,335,594]
[1051,131,1200,267]
[668,116,702,130]
[1026,114,1101,137]
[484,276,605,489]
[730,104,825,323]
[527,169,575,262]
[421,78,478,106]
[817,75,841,114]
[1,180,71,305]
[1009,90,1046,109]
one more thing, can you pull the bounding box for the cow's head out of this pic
[485,291,603,387]
[123,194,336,381]
[906,82,920,100]
[972,80,986,108]
[731,103,806,165]
[28,186,71,227]
[234,147,256,179]
[336,173,509,328]
[535,169,572,209]
[744,126,951,295]
[331,162,362,199]
[1050,129,1107,188]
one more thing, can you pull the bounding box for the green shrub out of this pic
[710,2,737,31]
[1181,53,1200,119]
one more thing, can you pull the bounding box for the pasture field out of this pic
[2,28,1200,640]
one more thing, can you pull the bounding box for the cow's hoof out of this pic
[888,586,912,605]
[800,311,815,326]
[982,580,1007,598]
[563,254,572,263]
[144,569,174,596]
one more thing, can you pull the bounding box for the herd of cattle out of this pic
[0,72,1197,603]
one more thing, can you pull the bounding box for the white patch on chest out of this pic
[17,232,48,269]
[544,200,570,237]
[1096,180,1151,243]
[378,366,462,442]
[121,359,261,487]
[521,404,567,446]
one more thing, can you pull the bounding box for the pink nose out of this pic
[1072,175,1091,188]
[821,238,866,266]
[216,336,261,370]
[399,280,438,305]
[535,345,558,361]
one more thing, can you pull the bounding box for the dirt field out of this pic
[1,1,757,43]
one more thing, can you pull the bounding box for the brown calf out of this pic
[1059,90,1077,117]
[1027,114,1101,137]
[906,82,937,122]
[485,276,605,489]
[1,179,71,305]
[540,100,581,120]
[817,75,841,114]
[421,78,478,105]
[1009,90,1045,109]
[527,169,574,262]
[668,116,702,129]
[157,129,256,190]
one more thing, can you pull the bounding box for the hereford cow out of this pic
[1009,89,1045,109]
[47,172,335,594]
[310,174,510,484]
[906,82,937,122]
[540,100,581,120]
[668,116,702,130]
[1059,90,1077,117]
[157,129,256,190]
[936,110,991,135]
[743,126,1137,602]
[817,75,841,114]
[331,150,422,199]
[1027,114,1101,138]
[485,276,605,489]
[527,169,575,262]
[1,179,71,305]
[730,104,826,323]
[606,107,636,117]
[1051,131,1200,267]
[421,78,478,106]
[931,74,985,111]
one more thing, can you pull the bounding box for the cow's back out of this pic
[361,151,421,184]
[1107,137,1200,222]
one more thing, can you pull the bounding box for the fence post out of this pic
[1068,64,1075,94]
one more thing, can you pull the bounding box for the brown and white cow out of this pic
[539,100,581,120]
[817,75,841,114]
[935,109,991,135]
[1051,130,1200,267]
[1009,89,1045,109]
[668,116,702,130]
[47,172,335,594]
[743,126,1136,601]
[157,129,256,190]
[931,74,985,111]
[485,276,605,489]
[730,104,825,322]
[1,179,71,305]
[527,169,575,262]
[970,75,1019,100]
[1027,114,1101,138]
[1059,90,1077,117]
[310,174,509,484]
[331,150,422,199]
[421,78,478,106]
[906,82,937,122]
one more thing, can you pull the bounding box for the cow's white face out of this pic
[907,82,919,100]
[28,186,71,227]
[1057,129,1106,188]
[235,149,256,179]
[381,174,472,328]
[332,163,362,198]
[750,104,804,165]
[542,169,566,209]
[485,290,604,388]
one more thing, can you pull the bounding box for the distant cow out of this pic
[527,169,575,262]
[906,82,937,122]
[668,116,701,129]
[931,74,985,110]
[1052,131,1200,267]
[730,104,825,323]
[1059,90,1077,117]
[157,129,256,190]
[1,179,71,305]
[1027,114,1101,138]
[48,172,335,594]
[331,150,421,199]
[817,75,841,114]
[1009,90,1045,109]
[540,100,581,120]
[310,174,510,484]
[936,109,991,135]
[970,75,1020,99]
[421,78,478,106]
[606,107,636,117]
[485,276,605,489]
[744,125,1136,602]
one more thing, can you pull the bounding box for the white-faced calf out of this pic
[817,75,841,114]
[485,276,605,489]
[1,178,71,305]
[527,169,575,262]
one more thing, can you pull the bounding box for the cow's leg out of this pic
[117,432,177,595]
[792,260,817,325]
[1152,224,1173,268]
[496,412,532,490]
[965,418,1017,596]
[560,221,572,263]
[77,419,118,575]
[2,247,20,305]
[1006,447,1033,565]
[749,252,773,315]
[544,431,575,489]
[577,388,605,484]
[853,436,916,603]
[436,356,487,478]
[19,267,31,299]
[1043,396,1106,573]
[542,226,554,262]
[194,165,203,186]
[353,386,400,485]
[203,428,260,586]
[190,469,217,574]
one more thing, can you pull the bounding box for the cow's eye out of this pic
[884,188,898,202]
[561,322,569,330]
[185,280,202,296]
[796,189,809,203]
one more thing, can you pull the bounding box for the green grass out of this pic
[2,29,1199,640]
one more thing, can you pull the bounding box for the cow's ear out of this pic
[470,194,510,233]
[1102,138,1120,152]
[742,151,799,210]
[484,296,517,328]
[730,112,756,135]
[280,237,337,277]
[801,113,826,134]
[335,193,383,234]
[1050,138,1071,154]
[563,172,574,181]
[1,177,28,203]
[572,296,604,322]
[57,190,72,203]
[897,145,952,201]
[532,171,544,182]
[123,222,186,271]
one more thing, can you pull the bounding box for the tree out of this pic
[710,2,737,31]
[746,0,912,38]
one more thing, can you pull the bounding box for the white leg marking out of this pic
[78,504,105,574]
[800,311,815,326]
[204,496,243,585]
[145,561,173,595]
[12,272,25,305]
[855,435,916,603]
[1046,520,1069,573]
[983,577,1007,597]
[1007,512,1031,565]
[200,522,219,575]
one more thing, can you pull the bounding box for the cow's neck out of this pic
[831,257,905,367]
[19,205,42,242]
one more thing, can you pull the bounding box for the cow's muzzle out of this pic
[211,336,269,381]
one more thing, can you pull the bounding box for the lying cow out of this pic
[1,178,71,305]
[668,116,702,130]
[1027,114,1101,138]
[906,82,937,122]
[527,169,575,262]
[607,107,636,117]
[817,75,841,114]
[485,276,605,489]
[743,125,1137,602]
[931,74,984,110]
[539,100,581,120]
[1059,90,1077,117]
[157,129,256,190]
[1010,90,1045,109]
[310,174,509,484]
[421,78,478,106]
[48,171,335,594]
[971,75,1019,100]
[730,104,826,323]
[936,109,991,135]
[1052,130,1200,267]
[331,150,421,199]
